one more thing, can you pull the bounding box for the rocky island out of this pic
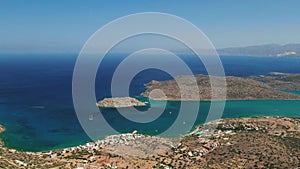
[141,74,300,100]
[0,125,5,134]
[96,97,146,108]
[0,125,5,146]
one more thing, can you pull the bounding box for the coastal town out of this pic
[0,116,299,168]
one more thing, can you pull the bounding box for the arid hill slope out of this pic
[141,74,300,100]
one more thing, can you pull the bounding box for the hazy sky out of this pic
[1,0,300,54]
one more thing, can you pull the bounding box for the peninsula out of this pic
[141,74,300,100]
[96,97,146,108]
[250,73,300,90]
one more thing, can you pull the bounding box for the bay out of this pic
[0,54,300,152]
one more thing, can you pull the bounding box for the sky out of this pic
[1,0,300,54]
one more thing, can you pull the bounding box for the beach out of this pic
[0,116,299,168]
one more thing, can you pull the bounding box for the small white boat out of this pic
[89,114,94,121]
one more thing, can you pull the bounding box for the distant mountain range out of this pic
[217,43,300,57]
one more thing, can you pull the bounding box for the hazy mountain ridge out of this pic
[218,43,300,57]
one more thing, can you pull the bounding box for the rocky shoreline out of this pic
[0,116,299,168]
[96,97,146,108]
[95,73,300,105]
[0,125,5,134]
[0,125,5,146]
[141,74,300,100]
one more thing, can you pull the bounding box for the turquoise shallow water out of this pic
[0,54,300,152]
[221,100,300,118]
[281,89,300,95]
[1,99,299,152]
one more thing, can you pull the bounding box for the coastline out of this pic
[0,116,299,168]
[96,97,147,108]
[1,115,299,153]
[0,72,299,167]
[101,95,300,104]
[1,97,299,152]
[141,74,300,101]
[146,98,300,101]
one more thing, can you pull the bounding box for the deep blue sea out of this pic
[0,54,300,152]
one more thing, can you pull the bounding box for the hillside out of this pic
[250,73,300,90]
[141,74,300,100]
[0,117,299,168]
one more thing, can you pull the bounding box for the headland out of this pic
[141,74,300,100]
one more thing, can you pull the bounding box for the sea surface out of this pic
[0,54,300,152]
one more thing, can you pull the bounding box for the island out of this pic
[0,125,5,147]
[96,97,146,108]
[141,74,300,100]
[0,125,5,134]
